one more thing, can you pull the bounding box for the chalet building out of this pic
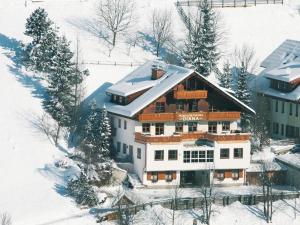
[104,60,255,187]
[256,40,300,140]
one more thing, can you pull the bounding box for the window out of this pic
[118,119,121,128]
[168,150,178,160]
[188,122,197,132]
[273,122,279,134]
[286,125,296,138]
[183,151,191,163]
[155,102,165,113]
[208,122,217,133]
[150,172,158,182]
[175,122,183,132]
[165,171,173,182]
[281,101,285,113]
[113,95,117,102]
[222,121,230,131]
[281,124,284,136]
[176,101,184,111]
[296,127,300,137]
[232,170,239,180]
[275,100,278,112]
[142,123,150,133]
[216,170,225,180]
[207,150,214,162]
[155,123,164,135]
[124,120,127,130]
[199,151,206,162]
[220,148,229,159]
[123,143,127,154]
[290,103,293,116]
[154,150,164,161]
[296,104,299,117]
[191,151,199,162]
[117,142,121,152]
[137,148,141,159]
[234,148,243,158]
[189,100,198,112]
[118,96,123,104]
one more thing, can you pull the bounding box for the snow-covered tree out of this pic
[236,62,252,130]
[24,8,59,73]
[218,61,231,89]
[25,29,59,73]
[43,36,76,145]
[183,0,220,76]
[77,100,112,185]
[25,8,54,45]
[67,172,99,207]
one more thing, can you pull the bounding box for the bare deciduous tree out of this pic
[151,9,173,57]
[0,213,12,225]
[260,161,273,223]
[96,0,135,46]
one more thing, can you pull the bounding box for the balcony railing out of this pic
[138,111,241,122]
[174,90,208,99]
[135,132,250,143]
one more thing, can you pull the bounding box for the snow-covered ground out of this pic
[1,0,300,224]
[101,200,300,225]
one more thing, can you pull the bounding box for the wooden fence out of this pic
[97,191,299,222]
[79,60,144,67]
[176,0,284,8]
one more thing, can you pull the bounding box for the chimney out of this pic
[151,65,165,80]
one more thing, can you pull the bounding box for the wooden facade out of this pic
[146,171,177,180]
[135,132,250,143]
[138,111,241,122]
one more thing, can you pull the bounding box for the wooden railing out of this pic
[174,90,208,99]
[138,111,241,122]
[135,132,250,143]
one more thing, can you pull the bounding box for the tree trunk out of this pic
[55,125,60,146]
[156,43,160,57]
[113,32,117,46]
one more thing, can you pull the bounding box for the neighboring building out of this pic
[246,161,287,185]
[255,40,300,140]
[103,60,255,187]
[276,153,300,189]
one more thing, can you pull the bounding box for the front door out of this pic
[180,171,196,186]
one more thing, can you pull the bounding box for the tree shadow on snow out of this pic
[138,32,182,66]
[0,33,47,100]
[245,205,265,220]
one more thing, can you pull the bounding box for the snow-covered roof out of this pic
[106,61,173,96]
[264,60,300,83]
[104,60,255,117]
[276,153,300,170]
[246,161,287,173]
[255,72,300,101]
[261,39,300,69]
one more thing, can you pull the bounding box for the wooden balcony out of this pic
[174,90,208,99]
[135,132,250,143]
[138,111,241,122]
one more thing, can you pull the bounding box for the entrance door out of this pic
[129,145,133,163]
[180,171,196,186]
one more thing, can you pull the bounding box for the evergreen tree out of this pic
[77,100,112,185]
[183,0,219,76]
[236,62,252,130]
[43,36,76,145]
[67,172,99,207]
[218,61,231,89]
[25,8,53,45]
[25,29,59,73]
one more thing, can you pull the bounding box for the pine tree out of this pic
[183,0,219,76]
[25,8,53,45]
[218,61,231,89]
[236,62,252,130]
[67,172,99,207]
[43,36,76,145]
[77,100,112,185]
